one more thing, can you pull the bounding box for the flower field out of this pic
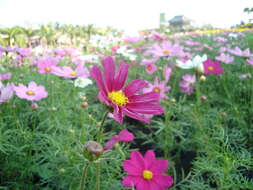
[0,29,252,190]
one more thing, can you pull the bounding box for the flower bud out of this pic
[201,95,207,101]
[84,141,103,156]
[31,103,39,110]
[200,75,206,81]
[81,102,88,108]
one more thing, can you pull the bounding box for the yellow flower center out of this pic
[147,65,153,71]
[142,170,153,180]
[163,50,170,55]
[153,87,161,93]
[208,66,214,71]
[26,90,35,96]
[70,71,77,76]
[108,91,128,106]
[44,67,52,72]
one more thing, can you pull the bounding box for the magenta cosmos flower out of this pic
[122,150,173,190]
[203,59,224,75]
[14,81,48,101]
[104,129,134,151]
[90,57,164,123]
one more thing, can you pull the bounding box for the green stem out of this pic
[95,163,101,190]
[80,163,89,190]
[96,110,109,142]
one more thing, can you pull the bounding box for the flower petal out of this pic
[113,60,129,91]
[126,103,164,115]
[128,92,160,103]
[123,79,147,97]
[90,66,107,96]
[121,176,140,187]
[123,108,150,123]
[102,57,115,91]
[153,174,173,188]
[118,129,134,142]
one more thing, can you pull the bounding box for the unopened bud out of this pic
[200,75,206,81]
[200,95,207,101]
[84,141,103,156]
[31,103,38,110]
[81,102,88,108]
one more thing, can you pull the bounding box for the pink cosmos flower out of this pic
[214,37,228,43]
[14,81,48,101]
[0,51,3,58]
[0,83,14,104]
[163,66,172,83]
[37,56,58,74]
[145,63,157,75]
[17,48,32,57]
[246,58,253,66]
[0,72,12,81]
[203,59,224,75]
[179,74,196,95]
[215,53,234,64]
[104,129,134,151]
[90,56,164,124]
[52,63,89,79]
[228,47,252,57]
[145,41,184,58]
[124,36,144,43]
[149,31,166,41]
[122,150,173,190]
[143,77,171,99]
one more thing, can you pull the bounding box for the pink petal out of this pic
[121,176,140,187]
[113,60,129,91]
[126,103,164,115]
[136,179,150,190]
[128,92,160,103]
[90,66,107,96]
[102,57,115,91]
[129,151,146,170]
[113,105,123,123]
[123,160,142,175]
[123,79,148,97]
[149,160,168,174]
[118,129,134,142]
[123,108,150,123]
[104,136,118,150]
[153,174,173,188]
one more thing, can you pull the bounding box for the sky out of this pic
[0,0,252,34]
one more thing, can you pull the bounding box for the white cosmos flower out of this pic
[176,54,207,71]
[74,77,93,88]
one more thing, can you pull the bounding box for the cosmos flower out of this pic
[104,129,134,151]
[145,63,157,75]
[176,54,207,71]
[14,81,48,101]
[0,72,12,81]
[203,59,224,75]
[122,150,173,190]
[215,53,234,64]
[90,56,164,123]
[0,82,14,104]
[163,66,173,83]
[143,77,171,99]
[17,48,32,57]
[145,41,184,58]
[51,63,89,79]
[74,77,93,88]
[179,74,196,95]
[246,58,253,66]
[37,56,58,74]
[228,47,251,57]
